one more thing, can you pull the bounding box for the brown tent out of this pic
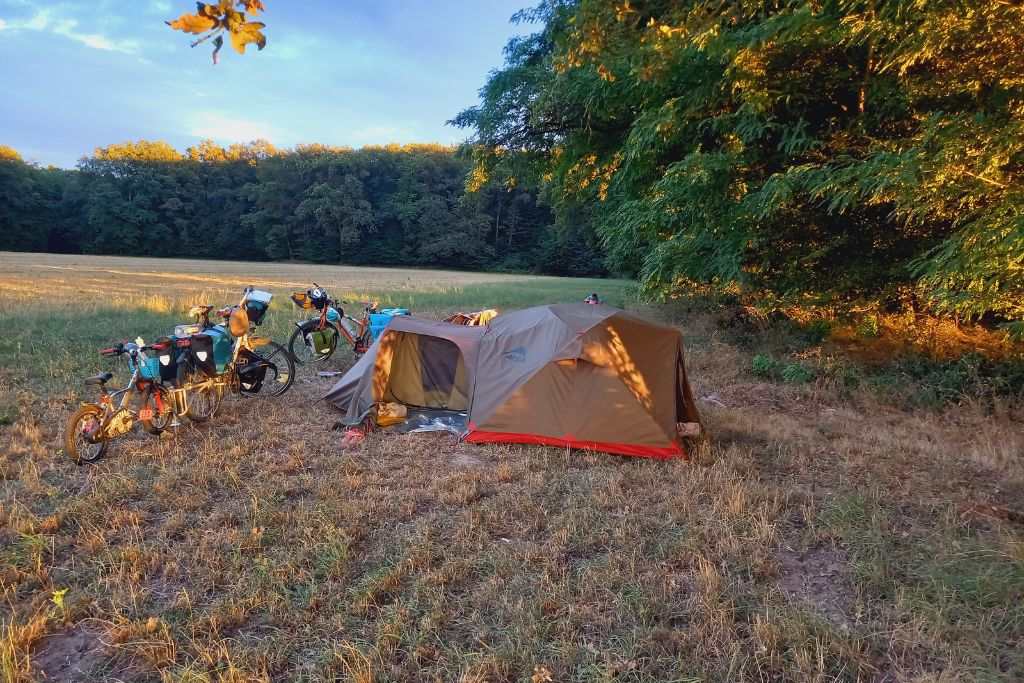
[324,304,701,459]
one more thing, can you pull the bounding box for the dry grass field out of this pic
[1,252,1022,682]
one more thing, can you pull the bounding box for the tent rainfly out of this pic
[324,304,702,459]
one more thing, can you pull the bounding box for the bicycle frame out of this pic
[306,302,372,347]
[183,288,279,396]
[87,350,169,438]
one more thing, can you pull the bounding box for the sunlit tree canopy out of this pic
[454,0,1024,321]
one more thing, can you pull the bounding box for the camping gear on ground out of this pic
[324,303,702,459]
[444,309,498,326]
[290,284,407,366]
[64,341,177,464]
[376,401,408,427]
[387,408,468,436]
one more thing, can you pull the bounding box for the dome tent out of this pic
[324,304,701,459]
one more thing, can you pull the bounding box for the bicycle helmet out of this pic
[309,286,329,310]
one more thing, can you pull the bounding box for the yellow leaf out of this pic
[197,3,221,19]
[241,0,266,13]
[224,8,245,31]
[230,21,266,54]
[166,12,217,34]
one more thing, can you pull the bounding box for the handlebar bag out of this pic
[243,289,273,326]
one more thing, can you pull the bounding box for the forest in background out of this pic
[3,0,1023,327]
[0,141,604,277]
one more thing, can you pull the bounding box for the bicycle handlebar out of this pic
[99,341,166,357]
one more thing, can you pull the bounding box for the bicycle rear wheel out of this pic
[258,341,295,397]
[65,405,109,464]
[182,371,223,422]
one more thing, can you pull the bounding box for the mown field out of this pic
[1,252,1022,683]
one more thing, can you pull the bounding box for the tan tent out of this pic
[325,304,701,459]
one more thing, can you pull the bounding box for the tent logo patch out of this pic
[503,346,526,363]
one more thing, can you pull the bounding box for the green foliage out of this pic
[752,353,814,384]
[455,0,1024,323]
[780,362,815,384]
[751,353,777,378]
[0,141,598,276]
[887,353,1024,408]
[800,319,832,345]
[855,316,880,339]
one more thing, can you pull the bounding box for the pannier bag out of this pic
[236,348,269,393]
[310,329,334,354]
[369,308,411,340]
[190,333,218,377]
[190,327,233,377]
[243,289,273,326]
[153,336,179,384]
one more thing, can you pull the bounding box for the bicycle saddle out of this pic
[84,372,114,385]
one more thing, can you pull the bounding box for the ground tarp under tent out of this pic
[324,304,701,459]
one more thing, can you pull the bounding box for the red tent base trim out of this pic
[465,430,687,460]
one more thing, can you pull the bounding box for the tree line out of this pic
[0,140,605,276]
[453,0,1024,323]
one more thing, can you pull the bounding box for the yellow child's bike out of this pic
[64,341,176,464]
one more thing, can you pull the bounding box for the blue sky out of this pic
[0,0,532,167]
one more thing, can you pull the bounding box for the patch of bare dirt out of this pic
[776,544,854,628]
[33,623,106,682]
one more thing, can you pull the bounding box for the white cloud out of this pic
[1,9,51,32]
[188,111,279,143]
[52,17,138,53]
[149,1,172,15]
[1,9,138,53]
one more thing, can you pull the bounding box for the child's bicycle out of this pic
[64,341,176,464]
[289,283,377,365]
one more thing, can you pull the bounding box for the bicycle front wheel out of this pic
[141,385,175,434]
[289,325,337,365]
